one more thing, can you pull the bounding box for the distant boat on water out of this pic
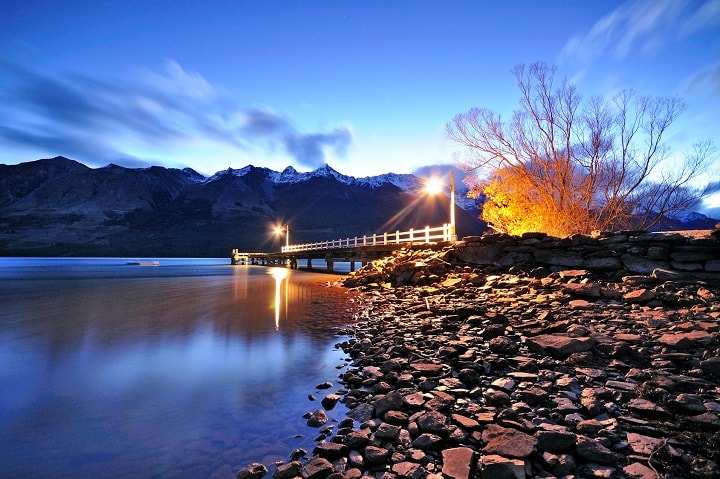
[126,260,160,266]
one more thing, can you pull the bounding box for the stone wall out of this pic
[455,230,720,279]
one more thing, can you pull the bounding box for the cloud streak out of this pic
[0,59,353,170]
[561,0,720,62]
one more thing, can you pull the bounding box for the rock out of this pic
[621,255,669,274]
[451,413,480,430]
[626,432,665,456]
[525,334,595,358]
[411,433,443,450]
[488,336,519,354]
[321,394,340,410]
[575,436,616,464]
[701,357,720,377]
[307,410,329,427]
[274,461,302,479]
[301,457,334,479]
[416,410,448,434]
[237,463,268,479]
[580,388,603,416]
[623,462,657,479]
[691,457,720,479]
[313,442,347,461]
[409,362,447,376]
[658,331,714,349]
[480,454,526,479]
[347,403,374,423]
[481,424,538,458]
[667,393,707,414]
[391,461,424,479]
[627,398,671,419]
[363,445,389,466]
[623,288,656,303]
[374,391,404,417]
[375,422,401,441]
[536,429,577,452]
[441,447,476,479]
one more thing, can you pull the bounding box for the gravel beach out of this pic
[239,231,720,479]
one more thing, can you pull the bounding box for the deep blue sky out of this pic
[1,0,719,208]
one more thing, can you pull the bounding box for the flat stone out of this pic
[312,442,347,461]
[525,334,595,358]
[627,398,671,419]
[441,447,476,479]
[667,393,707,414]
[482,424,538,458]
[626,432,665,456]
[403,391,426,407]
[623,462,658,479]
[451,413,480,430]
[623,288,656,303]
[410,362,446,375]
[658,331,713,349]
[583,464,616,478]
[615,333,642,343]
[563,282,601,297]
[621,255,669,274]
[391,461,423,479]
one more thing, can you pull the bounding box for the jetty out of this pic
[231,224,455,272]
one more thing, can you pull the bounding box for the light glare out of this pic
[424,177,444,195]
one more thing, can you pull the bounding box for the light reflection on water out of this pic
[0,258,355,479]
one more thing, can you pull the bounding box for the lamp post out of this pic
[449,171,456,241]
[424,172,457,241]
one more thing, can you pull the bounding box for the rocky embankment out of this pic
[239,231,720,479]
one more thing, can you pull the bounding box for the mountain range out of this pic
[2,157,718,258]
[0,157,485,257]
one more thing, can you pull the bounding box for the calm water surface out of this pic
[0,258,357,479]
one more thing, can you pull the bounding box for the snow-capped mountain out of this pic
[0,157,486,256]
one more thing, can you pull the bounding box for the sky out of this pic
[1,0,719,209]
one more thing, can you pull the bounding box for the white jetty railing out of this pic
[281,224,452,253]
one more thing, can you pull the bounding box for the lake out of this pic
[0,258,357,479]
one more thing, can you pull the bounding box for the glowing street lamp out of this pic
[274,224,289,249]
[424,171,456,241]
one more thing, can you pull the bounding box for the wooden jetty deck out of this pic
[232,224,454,272]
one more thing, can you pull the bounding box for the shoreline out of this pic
[238,234,720,479]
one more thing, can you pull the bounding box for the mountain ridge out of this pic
[0,156,484,257]
[1,156,717,257]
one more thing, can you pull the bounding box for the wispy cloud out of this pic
[686,61,720,95]
[0,59,353,170]
[561,0,719,62]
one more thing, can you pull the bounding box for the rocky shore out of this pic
[239,231,720,479]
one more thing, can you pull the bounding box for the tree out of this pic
[447,62,716,236]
